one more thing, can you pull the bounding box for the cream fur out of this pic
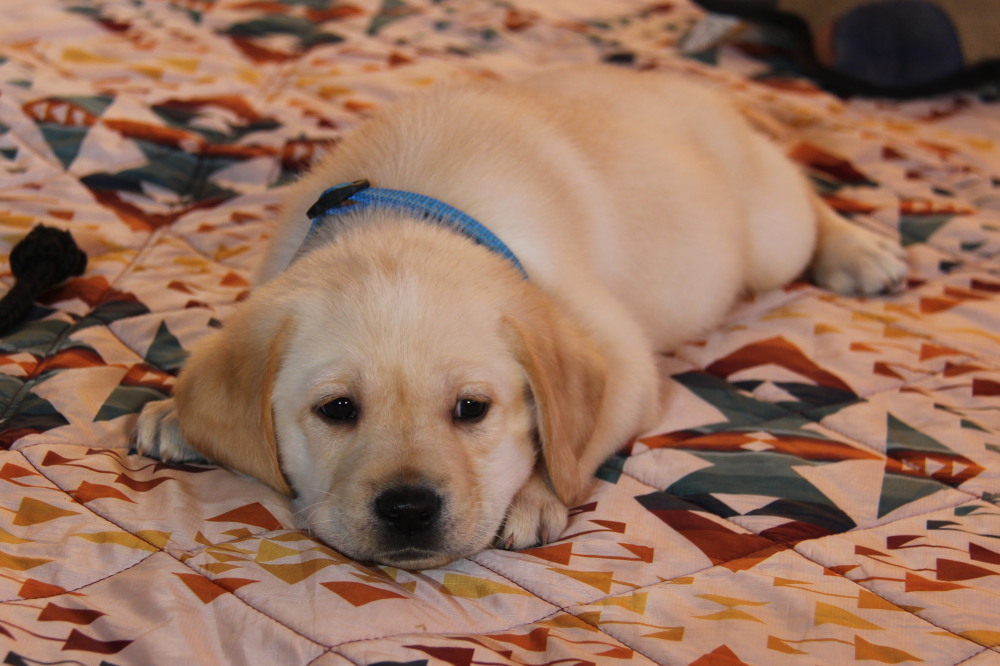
[135,65,906,569]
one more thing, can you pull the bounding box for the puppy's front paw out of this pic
[812,226,908,296]
[134,398,206,463]
[497,474,568,550]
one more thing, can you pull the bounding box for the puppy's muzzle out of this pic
[374,485,443,542]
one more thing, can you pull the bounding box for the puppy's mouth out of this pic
[302,481,499,569]
[372,547,460,570]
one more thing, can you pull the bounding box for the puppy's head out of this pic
[173,220,607,568]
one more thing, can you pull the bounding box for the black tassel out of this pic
[0,225,87,335]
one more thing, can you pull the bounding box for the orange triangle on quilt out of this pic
[73,481,134,504]
[520,542,573,565]
[175,572,229,604]
[207,502,283,531]
[853,635,920,663]
[904,572,966,592]
[321,581,408,606]
[688,644,751,666]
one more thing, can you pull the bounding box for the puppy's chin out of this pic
[304,510,501,570]
[369,547,476,570]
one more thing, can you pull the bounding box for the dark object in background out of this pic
[831,1,962,90]
[693,0,1000,97]
[0,225,87,335]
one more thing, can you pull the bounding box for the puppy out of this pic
[135,65,906,569]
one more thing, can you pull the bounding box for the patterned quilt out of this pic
[2,1,999,664]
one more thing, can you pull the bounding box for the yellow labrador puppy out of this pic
[135,65,906,569]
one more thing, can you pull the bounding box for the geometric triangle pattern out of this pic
[1,1,1000,664]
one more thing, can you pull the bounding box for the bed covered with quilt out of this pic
[1,1,999,664]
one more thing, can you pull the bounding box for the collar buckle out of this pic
[305,179,371,220]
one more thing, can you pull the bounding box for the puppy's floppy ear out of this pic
[506,292,607,507]
[171,308,294,497]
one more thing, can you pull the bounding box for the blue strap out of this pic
[304,179,528,279]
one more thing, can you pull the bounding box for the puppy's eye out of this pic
[454,398,490,423]
[318,397,359,422]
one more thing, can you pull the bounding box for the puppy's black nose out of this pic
[375,486,442,534]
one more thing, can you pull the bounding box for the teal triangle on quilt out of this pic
[226,14,311,39]
[666,450,838,504]
[687,49,719,67]
[953,504,993,518]
[0,374,25,405]
[64,5,109,26]
[188,156,247,203]
[11,391,67,423]
[95,385,169,422]
[0,379,70,447]
[666,450,856,533]
[746,498,854,531]
[595,452,626,485]
[77,300,150,329]
[224,14,344,50]
[83,143,238,204]
[807,174,842,195]
[128,141,238,200]
[82,171,143,196]
[0,319,73,355]
[672,371,792,427]
[58,95,114,118]
[732,380,859,416]
[152,103,226,143]
[152,101,280,145]
[11,383,69,419]
[886,413,954,454]
[0,412,70,447]
[672,372,852,440]
[899,213,953,247]
[959,418,989,433]
[35,96,113,169]
[940,259,962,273]
[877,471,947,518]
[885,412,985,488]
[1,119,15,160]
[144,321,189,373]
[774,382,860,416]
[643,488,739,518]
[933,402,968,418]
[368,0,416,35]
[11,305,59,329]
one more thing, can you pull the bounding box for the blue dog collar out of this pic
[304,179,528,279]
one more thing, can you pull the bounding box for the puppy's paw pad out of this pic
[813,228,907,296]
[498,479,568,550]
[134,398,205,464]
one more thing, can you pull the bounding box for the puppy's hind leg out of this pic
[133,398,207,464]
[809,196,908,296]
